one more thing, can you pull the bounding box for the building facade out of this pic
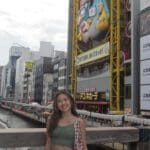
[15,51,40,102]
[0,66,3,98]
[7,46,30,100]
[40,41,54,58]
[52,52,67,97]
[67,0,131,113]
[0,65,9,99]
[34,57,53,104]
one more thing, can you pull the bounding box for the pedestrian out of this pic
[45,90,88,150]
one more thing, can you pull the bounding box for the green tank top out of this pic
[51,123,75,148]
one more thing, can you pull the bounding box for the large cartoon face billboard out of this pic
[77,0,110,51]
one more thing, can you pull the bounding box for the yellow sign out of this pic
[80,92,98,101]
[76,42,109,66]
[25,61,33,70]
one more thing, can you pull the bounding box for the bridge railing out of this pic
[0,127,139,149]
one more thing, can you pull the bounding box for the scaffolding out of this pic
[70,0,78,98]
[110,0,122,112]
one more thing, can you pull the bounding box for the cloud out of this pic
[0,0,69,65]
[0,30,23,65]
[0,10,10,16]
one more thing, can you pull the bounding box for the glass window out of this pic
[124,85,131,99]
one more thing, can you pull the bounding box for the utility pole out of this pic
[131,0,140,115]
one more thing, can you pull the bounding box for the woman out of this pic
[45,90,88,150]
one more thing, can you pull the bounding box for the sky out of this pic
[0,0,69,65]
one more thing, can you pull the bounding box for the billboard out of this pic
[140,59,150,84]
[25,61,33,71]
[140,85,150,110]
[140,8,150,38]
[140,34,150,60]
[76,42,109,65]
[140,5,150,111]
[77,0,110,51]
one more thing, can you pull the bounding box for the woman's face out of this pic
[56,94,72,113]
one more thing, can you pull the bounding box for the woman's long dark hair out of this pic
[47,90,79,137]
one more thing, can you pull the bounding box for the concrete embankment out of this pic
[0,119,8,128]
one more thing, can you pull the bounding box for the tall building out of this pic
[52,52,67,97]
[1,65,9,99]
[40,41,54,58]
[6,46,30,100]
[15,51,41,102]
[58,57,67,90]
[15,41,55,103]
[42,73,53,105]
[54,50,66,58]
[34,57,53,104]
[0,66,3,98]
[23,61,34,103]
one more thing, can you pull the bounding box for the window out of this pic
[124,63,131,76]
[124,85,131,99]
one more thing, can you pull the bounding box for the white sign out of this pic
[140,0,150,10]
[140,59,150,84]
[140,34,150,60]
[140,85,150,110]
[140,9,150,37]
[76,42,109,66]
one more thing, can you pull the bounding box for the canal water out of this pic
[0,108,43,150]
[0,108,41,128]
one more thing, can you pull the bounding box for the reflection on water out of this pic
[0,148,43,150]
[0,108,39,128]
[0,108,44,150]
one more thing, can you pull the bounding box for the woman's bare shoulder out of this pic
[75,117,83,121]
[75,117,86,126]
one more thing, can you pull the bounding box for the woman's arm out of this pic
[45,132,51,150]
[80,119,88,150]
[45,116,51,150]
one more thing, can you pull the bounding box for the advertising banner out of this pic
[25,61,33,70]
[140,85,150,110]
[76,42,109,65]
[140,4,150,111]
[140,59,150,84]
[77,0,110,51]
[140,8,150,37]
[140,34,150,60]
[140,0,150,11]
